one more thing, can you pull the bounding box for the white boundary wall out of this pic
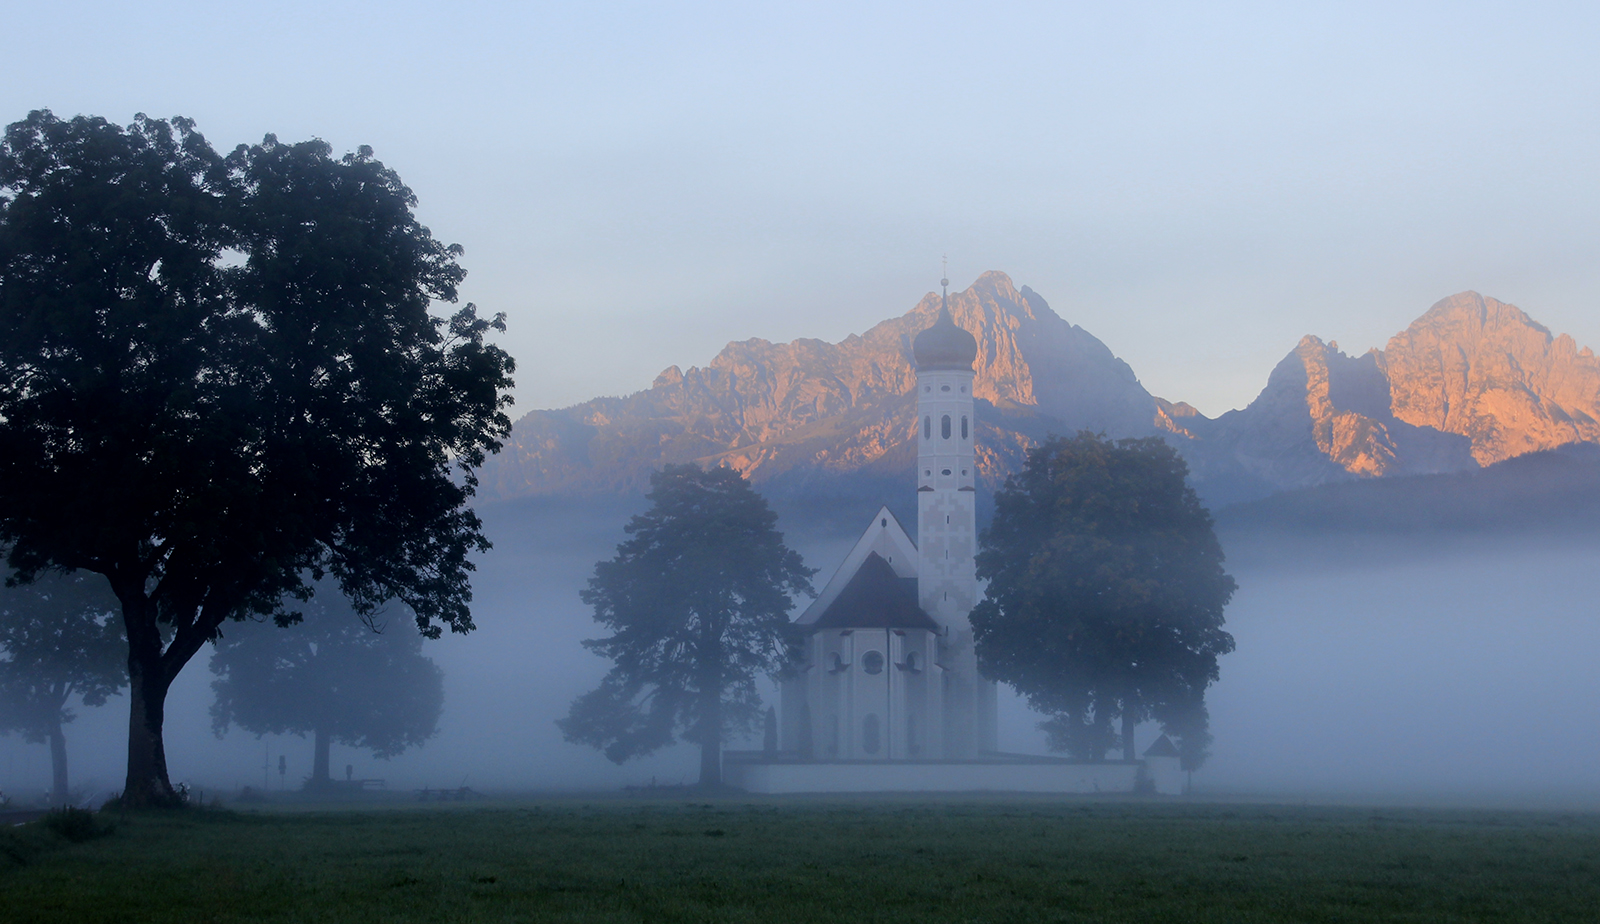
[725,759,1142,794]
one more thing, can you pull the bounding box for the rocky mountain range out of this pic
[478,275,1600,509]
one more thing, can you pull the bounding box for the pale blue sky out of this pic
[5,2,1598,416]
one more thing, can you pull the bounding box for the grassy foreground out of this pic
[3,796,1598,923]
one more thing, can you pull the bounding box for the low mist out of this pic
[4,499,1597,808]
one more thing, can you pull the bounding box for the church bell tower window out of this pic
[941,415,951,439]
[962,415,968,439]
[923,416,931,440]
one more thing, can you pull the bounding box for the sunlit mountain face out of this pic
[478,277,1600,510]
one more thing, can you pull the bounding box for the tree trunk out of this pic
[1122,708,1136,762]
[312,727,331,786]
[697,688,723,788]
[123,654,179,806]
[699,737,722,787]
[48,721,69,805]
[116,583,220,808]
[118,584,191,808]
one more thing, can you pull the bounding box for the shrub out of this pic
[42,806,115,843]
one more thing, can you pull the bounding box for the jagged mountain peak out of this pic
[1380,291,1600,465]
[477,273,1159,502]
[476,279,1600,510]
[1405,290,1551,337]
[1182,290,1599,505]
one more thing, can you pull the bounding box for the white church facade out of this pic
[723,277,1183,794]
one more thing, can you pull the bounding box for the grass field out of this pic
[3,796,1598,923]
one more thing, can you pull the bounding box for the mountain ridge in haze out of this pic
[479,278,1600,508]
[480,272,1161,501]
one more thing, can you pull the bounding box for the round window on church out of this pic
[862,650,885,675]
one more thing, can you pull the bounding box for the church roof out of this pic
[809,551,940,631]
[795,506,919,627]
[1143,734,1181,758]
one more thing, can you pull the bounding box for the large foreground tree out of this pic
[210,589,443,788]
[559,465,814,786]
[0,572,126,801]
[0,110,514,805]
[972,433,1236,770]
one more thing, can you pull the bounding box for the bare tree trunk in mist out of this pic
[1122,709,1136,763]
[312,727,331,785]
[48,722,68,803]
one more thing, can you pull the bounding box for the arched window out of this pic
[923,416,931,440]
[962,415,969,439]
[941,415,951,439]
[862,714,881,755]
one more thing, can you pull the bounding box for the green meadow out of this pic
[3,797,1598,923]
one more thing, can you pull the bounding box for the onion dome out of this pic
[913,279,978,371]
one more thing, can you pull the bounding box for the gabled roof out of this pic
[796,506,919,626]
[809,552,940,631]
[1143,734,1181,758]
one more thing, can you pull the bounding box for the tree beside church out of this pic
[559,464,815,787]
[972,432,1236,770]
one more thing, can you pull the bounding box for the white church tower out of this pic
[911,270,998,757]
[775,270,999,766]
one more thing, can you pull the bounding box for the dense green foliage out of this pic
[209,590,444,786]
[560,465,814,785]
[973,434,1236,768]
[0,110,514,804]
[3,799,1599,922]
[0,572,126,799]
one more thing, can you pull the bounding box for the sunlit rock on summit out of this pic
[479,272,1162,502]
[477,279,1600,509]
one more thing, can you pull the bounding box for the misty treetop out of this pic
[0,572,126,801]
[560,464,815,786]
[972,433,1236,769]
[0,109,515,805]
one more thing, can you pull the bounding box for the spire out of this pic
[913,258,978,371]
[940,255,950,319]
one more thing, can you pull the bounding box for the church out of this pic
[723,276,1184,794]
